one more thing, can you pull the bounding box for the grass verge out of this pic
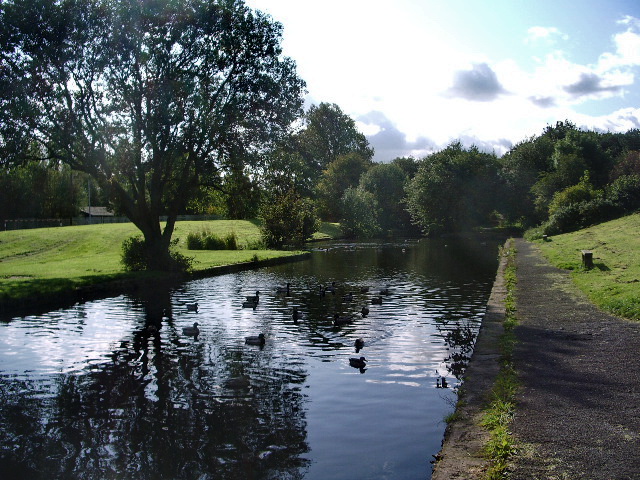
[0,220,341,307]
[530,212,640,320]
[481,239,519,479]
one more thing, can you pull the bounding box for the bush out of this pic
[186,232,204,250]
[121,235,194,272]
[340,187,381,238]
[543,198,622,236]
[548,172,600,217]
[186,231,239,250]
[607,174,640,211]
[121,235,148,271]
[260,190,319,248]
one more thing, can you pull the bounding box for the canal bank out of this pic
[432,238,640,479]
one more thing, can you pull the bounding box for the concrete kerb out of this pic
[431,240,509,480]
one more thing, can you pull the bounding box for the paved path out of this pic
[510,238,640,479]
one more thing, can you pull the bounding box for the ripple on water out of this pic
[0,238,499,480]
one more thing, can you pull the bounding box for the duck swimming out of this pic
[361,306,370,316]
[349,356,367,368]
[182,322,200,337]
[245,333,266,346]
[245,291,260,303]
[333,313,353,326]
[354,338,365,351]
[371,296,382,305]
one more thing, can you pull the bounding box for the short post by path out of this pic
[581,250,594,269]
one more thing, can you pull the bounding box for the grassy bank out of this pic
[0,220,340,306]
[530,212,640,320]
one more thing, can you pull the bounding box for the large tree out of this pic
[359,162,412,232]
[297,102,373,177]
[1,0,305,269]
[406,142,501,234]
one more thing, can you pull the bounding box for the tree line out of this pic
[2,0,639,270]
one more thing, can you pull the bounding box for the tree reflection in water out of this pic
[0,286,309,479]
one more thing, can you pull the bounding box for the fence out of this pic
[2,215,222,231]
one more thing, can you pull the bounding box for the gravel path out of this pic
[509,238,640,480]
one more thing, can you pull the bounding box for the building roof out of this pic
[80,206,114,217]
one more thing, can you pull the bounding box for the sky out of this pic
[244,0,640,162]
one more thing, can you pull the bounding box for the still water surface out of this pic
[0,237,499,479]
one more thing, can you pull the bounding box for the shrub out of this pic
[548,172,600,217]
[186,231,239,250]
[607,174,640,211]
[543,198,622,236]
[340,187,381,238]
[121,235,194,272]
[121,235,148,271]
[203,234,226,250]
[186,232,204,250]
[260,190,319,248]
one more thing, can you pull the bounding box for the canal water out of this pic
[0,237,500,480]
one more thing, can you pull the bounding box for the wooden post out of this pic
[581,250,593,269]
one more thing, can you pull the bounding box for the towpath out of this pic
[433,238,640,479]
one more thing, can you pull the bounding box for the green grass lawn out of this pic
[534,212,640,320]
[0,220,341,304]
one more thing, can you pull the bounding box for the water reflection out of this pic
[0,236,500,479]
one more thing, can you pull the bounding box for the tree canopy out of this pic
[406,142,501,234]
[1,0,305,269]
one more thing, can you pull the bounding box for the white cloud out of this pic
[525,26,569,45]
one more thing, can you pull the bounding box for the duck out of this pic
[182,322,200,337]
[354,338,365,351]
[186,302,199,312]
[242,300,258,309]
[342,292,354,302]
[245,333,266,346]
[326,281,337,294]
[276,283,291,295]
[361,306,370,316]
[371,296,382,305]
[349,356,367,368]
[292,308,300,322]
[333,313,353,326]
[245,291,260,303]
[360,286,370,293]
[378,287,390,295]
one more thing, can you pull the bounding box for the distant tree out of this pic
[1,0,305,270]
[340,187,380,238]
[297,102,374,177]
[359,162,412,232]
[611,150,640,181]
[531,130,611,217]
[316,152,372,221]
[391,156,420,179]
[405,142,500,234]
[0,159,80,221]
